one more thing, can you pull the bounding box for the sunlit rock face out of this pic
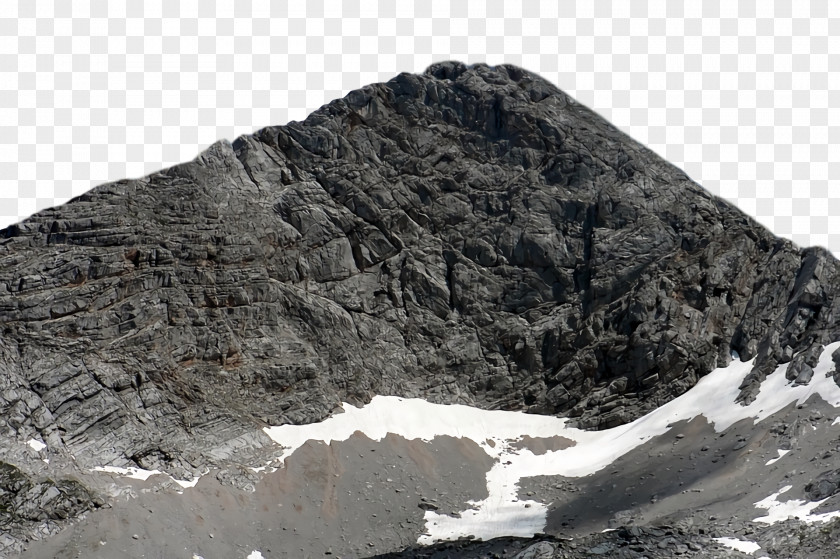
[4,62,840,557]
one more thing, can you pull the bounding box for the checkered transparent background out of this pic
[2,1,840,254]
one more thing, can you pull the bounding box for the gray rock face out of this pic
[0,461,102,555]
[2,61,840,551]
[375,525,757,558]
[806,469,840,501]
[379,516,840,559]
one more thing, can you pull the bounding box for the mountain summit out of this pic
[2,62,840,557]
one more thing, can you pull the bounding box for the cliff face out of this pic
[1,61,838,486]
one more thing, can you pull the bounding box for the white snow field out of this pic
[263,342,840,542]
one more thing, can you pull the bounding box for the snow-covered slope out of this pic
[257,342,840,544]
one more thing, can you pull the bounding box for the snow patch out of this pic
[754,485,840,524]
[173,476,201,489]
[93,465,162,481]
[833,417,840,426]
[765,449,790,466]
[246,551,264,559]
[249,460,278,474]
[262,342,840,544]
[714,537,761,554]
[92,465,205,489]
[27,439,46,452]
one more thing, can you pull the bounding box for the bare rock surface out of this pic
[374,528,754,558]
[3,61,840,555]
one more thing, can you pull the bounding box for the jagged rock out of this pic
[3,62,840,550]
[0,462,100,520]
[375,524,754,558]
[771,418,814,451]
[794,364,815,385]
[786,343,823,383]
[514,541,556,559]
[805,469,840,501]
[738,518,840,559]
[832,346,840,386]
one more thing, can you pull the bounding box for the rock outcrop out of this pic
[378,517,840,559]
[376,525,762,558]
[2,61,840,551]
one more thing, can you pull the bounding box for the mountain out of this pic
[2,61,840,558]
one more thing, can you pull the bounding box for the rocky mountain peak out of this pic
[2,62,840,556]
